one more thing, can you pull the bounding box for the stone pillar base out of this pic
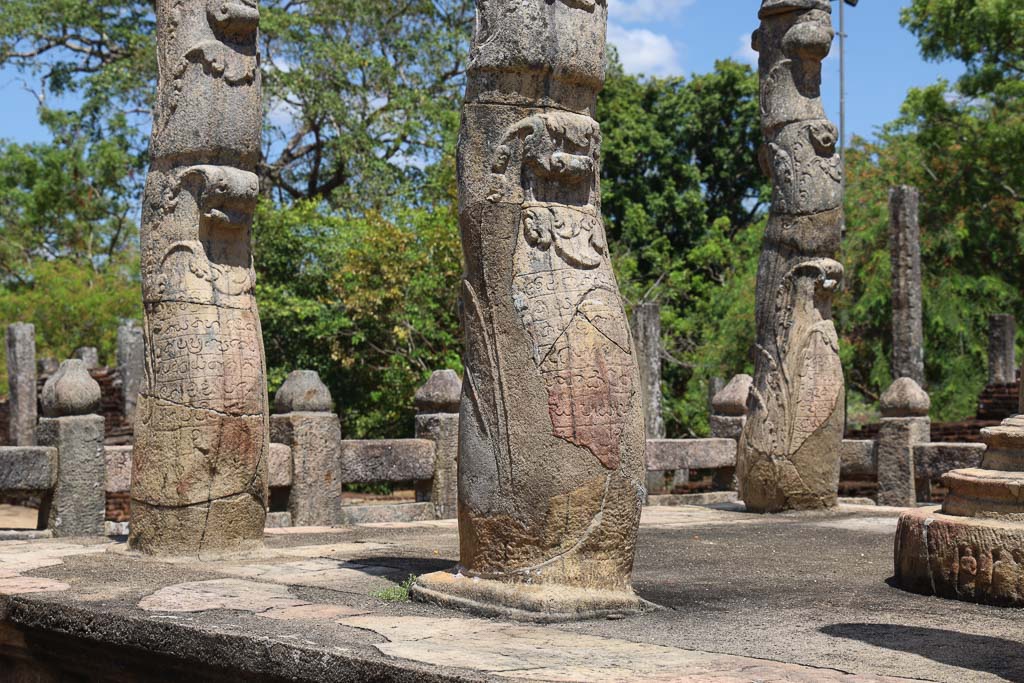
[894,506,1024,606]
[411,570,659,623]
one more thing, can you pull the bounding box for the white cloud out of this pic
[607,23,683,77]
[733,33,758,65]
[608,0,695,24]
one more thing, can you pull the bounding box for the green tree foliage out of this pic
[837,0,1024,422]
[0,1,471,435]
[599,54,767,435]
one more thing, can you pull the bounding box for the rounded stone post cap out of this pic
[980,415,1024,451]
[712,374,753,417]
[274,370,333,413]
[880,377,930,418]
[414,370,462,413]
[41,359,102,417]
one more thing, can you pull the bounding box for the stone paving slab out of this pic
[0,505,1020,682]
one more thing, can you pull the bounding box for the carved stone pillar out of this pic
[412,0,651,621]
[737,0,845,512]
[129,0,268,556]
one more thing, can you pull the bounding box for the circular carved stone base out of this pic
[894,506,1024,607]
[410,570,659,623]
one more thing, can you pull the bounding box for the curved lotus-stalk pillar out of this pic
[411,0,651,621]
[130,0,269,556]
[737,0,845,512]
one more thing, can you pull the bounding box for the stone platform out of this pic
[0,505,1021,682]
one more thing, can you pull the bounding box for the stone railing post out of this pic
[710,374,752,490]
[6,323,37,446]
[270,371,343,527]
[116,320,144,424]
[413,370,461,520]
[889,186,926,386]
[36,360,105,536]
[876,378,930,507]
[988,314,1016,386]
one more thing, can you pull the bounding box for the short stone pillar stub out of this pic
[37,362,105,536]
[710,374,753,440]
[6,322,37,446]
[988,314,1016,386]
[415,371,461,519]
[876,379,930,507]
[270,370,343,527]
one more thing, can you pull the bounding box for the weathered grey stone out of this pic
[37,415,106,537]
[416,410,459,520]
[339,440,434,485]
[338,502,435,526]
[412,370,461,414]
[0,447,57,491]
[273,370,333,414]
[264,511,293,529]
[708,416,743,441]
[130,0,268,556]
[6,323,37,446]
[72,347,100,370]
[912,442,985,480]
[104,445,133,494]
[839,439,877,480]
[645,439,737,472]
[738,1,844,513]
[40,360,101,418]
[896,374,1024,604]
[647,491,739,507]
[712,374,752,417]
[889,186,925,386]
[988,314,1016,386]
[880,377,930,418]
[36,357,59,377]
[876,417,929,507]
[633,303,665,440]
[267,442,293,488]
[116,320,144,424]
[417,0,649,620]
[270,412,342,527]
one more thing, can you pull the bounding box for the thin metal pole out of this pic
[839,0,846,167]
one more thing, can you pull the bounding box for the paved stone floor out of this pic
[0,504,1021,682]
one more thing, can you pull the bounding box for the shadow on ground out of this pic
[346,556,452,576]
[821,623,1024,683]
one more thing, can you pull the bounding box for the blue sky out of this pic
[0,0,965,147]
[606,0,965,144]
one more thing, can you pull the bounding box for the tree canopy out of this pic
[0,1,1021,435]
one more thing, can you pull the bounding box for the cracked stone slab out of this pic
[0,541,112,573]
[139,578,366,621]
[212,558,400,591]
[340,615,911,682]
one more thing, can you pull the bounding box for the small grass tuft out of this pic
[373,574,417,602]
